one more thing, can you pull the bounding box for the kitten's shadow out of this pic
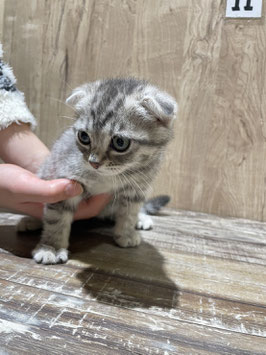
[70,219,179,310]
[0,217,179,310]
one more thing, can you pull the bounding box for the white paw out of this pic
[17,216,42,232]
[33,244,68,265]
[114,231,141,248]
[136,213,153,230]
[55,248,69,264]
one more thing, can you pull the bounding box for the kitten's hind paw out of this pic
[136,213,153,230]
[33,244,68,265]
[17,216,42,232]
[114,231,141,248]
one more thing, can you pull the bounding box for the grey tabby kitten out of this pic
[19,78,177,264]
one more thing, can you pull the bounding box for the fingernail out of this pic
[65,182,83,197]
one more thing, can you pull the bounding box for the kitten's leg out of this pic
[17,216,42,232]
[33,196,81,265]
[114,202,142,247]
[136,212,153,230]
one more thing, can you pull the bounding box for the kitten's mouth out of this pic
[92,165,124,176]
[97,169,121,176]
[87,161,126,176]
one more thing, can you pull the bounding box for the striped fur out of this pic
[0,44,36,131]
[33,78,177,264]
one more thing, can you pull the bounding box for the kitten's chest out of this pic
[81,173,116,195]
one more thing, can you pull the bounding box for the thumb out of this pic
[74,193,111,220]
[22,178,83,204]
[1,164,84,204]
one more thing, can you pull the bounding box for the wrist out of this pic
[0,123,49,173]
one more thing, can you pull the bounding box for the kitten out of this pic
[20,78,177,264]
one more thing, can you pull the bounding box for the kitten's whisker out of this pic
[61,78,75,92]
[125,173,147,200]
[60,115,75,121]
[120,171,147,208]
[111,172,118,214]
[48,96,77,113]
[123,168,152,193]
[116,172,130,215]
[119,172,133,214]
[120,173,134,200]
[132,165,154,189]
[125,171,151,190]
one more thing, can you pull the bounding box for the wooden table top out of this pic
[0,210,266,354]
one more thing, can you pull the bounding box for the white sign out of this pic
[226,0,262,18]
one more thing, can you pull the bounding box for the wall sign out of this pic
[226,0,262,18]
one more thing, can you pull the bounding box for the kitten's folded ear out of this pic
[66,81,99,110]
[66,85,87,107]
[140,86,178,126]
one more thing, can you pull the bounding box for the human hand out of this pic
[0,122,50,173]
[0,123,110,219]
[0,164,110,219]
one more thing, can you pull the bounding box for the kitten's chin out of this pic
[87,163,126,176]
[96,169,122,177]
[98,164,136,177]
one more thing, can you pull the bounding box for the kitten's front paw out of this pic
[17,216,42,232]
[136,213,153,230]
[114,231,141,248]
[33,244,68,265]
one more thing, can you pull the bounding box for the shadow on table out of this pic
[0,216,179,310]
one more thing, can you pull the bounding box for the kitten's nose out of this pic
[89,161,100,169]
[88,153,102,169]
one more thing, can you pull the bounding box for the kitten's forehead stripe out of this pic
[100,110,114,128]
[113,97,124,113]
[118,122,126,131]
[91,109,95,120]
[89,78,146,130]
[91,93,99,107]
[95,83,119,114]
[94,96,125,129]
[85,118,93,132]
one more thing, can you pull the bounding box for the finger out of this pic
[16,174,83,203]
[74,194,111,220]
[1,165,83,204]
[18,194,111,220]
[33,179,83,204]
[14,202,44,219]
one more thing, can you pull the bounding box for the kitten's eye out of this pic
[111,136,130,152]
[78,131,90,145]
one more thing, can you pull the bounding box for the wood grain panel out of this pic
[1,0,266,220]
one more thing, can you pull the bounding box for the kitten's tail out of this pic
[141,195,170,215]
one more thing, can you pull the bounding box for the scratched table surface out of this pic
[0,209,266,354]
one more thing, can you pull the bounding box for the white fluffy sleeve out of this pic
[0,43,36,131]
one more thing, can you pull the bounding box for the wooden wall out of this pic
[1,0,266,221]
